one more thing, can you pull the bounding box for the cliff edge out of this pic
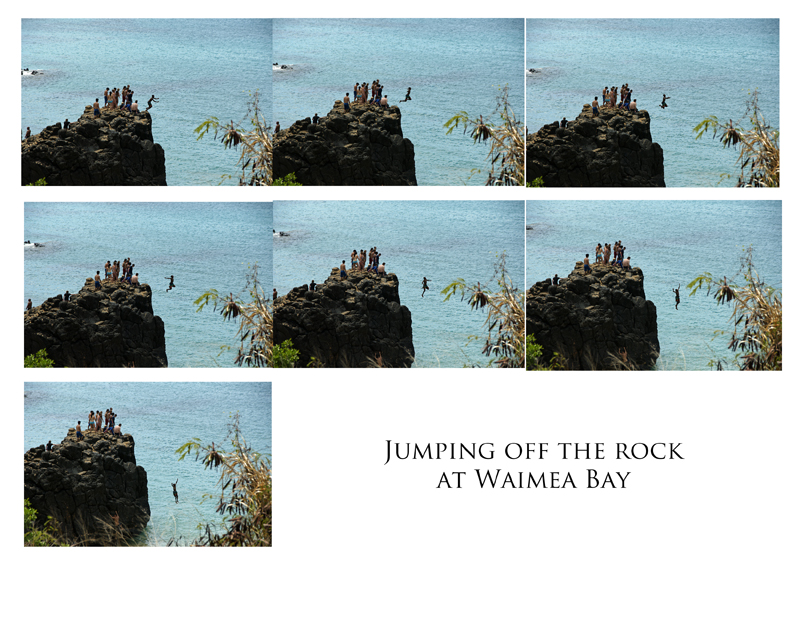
[526,105,665,187]
[25,430,150,544]
[273,102,417,185]
[274,268,414,367]
[24,279,167,368]
[22,106,167,186]
[526,262,660,369]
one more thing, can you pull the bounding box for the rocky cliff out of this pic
[273,102,417,185]
[24,430,150,545]
[22,106,166,186]
[526,105,665,187]
[274,268,414,367]
[526,262,660,370]
[24,279,167,367]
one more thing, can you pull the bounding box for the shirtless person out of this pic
[172,479,179,504]
[94,271,102,289]
[622,256,631,271]
[274,121,280,134]
[583,254,591,274]
[165,275,175,292]
[344,93,351,112]
[673,284,681,310]
[131,273,139,286]
[660,94,670,109]
[131,100,139,115]
[400,87,412,102]
[312,113,319,125]
[629,99,637,112]
[380,94,388,109]
[104,88,109,106]
[340,261,347,280]
[309,280,316,291]
[146,95,159,111]
[377,262,386,275]
[591,97,600,116]
[421,277,431,297]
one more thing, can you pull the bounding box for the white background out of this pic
[4,3,796,616]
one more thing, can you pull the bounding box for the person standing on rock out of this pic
[64,290,70,302]
[552,274,560,286]
[94,271,102,290]
[75,421,83,440]
[131,273,139,287]
[312,113,319,125]
[64,118,70,130]
[274,121,280,134]
[26,298,32,311]
[273,288,277,301]
[583,254,592,274]
[592,97,600,116]
[310,280,316,291]
[46,440,53,452]
[344,93,351,112]
[24,127,31,140]
[673,284,681,310]
[340,261,347,280]
[104,88,109,106]
[93,98,100,117]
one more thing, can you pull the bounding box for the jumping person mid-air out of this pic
[165,275,175,292]
[660,94,670,109]
[171,479,179,503]
[673,283,681,310]
[400,87,412,102]
[421,277,431,297]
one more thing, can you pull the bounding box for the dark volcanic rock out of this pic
[24,279,167,367]
[275,268,414,367]
[22,106,166,185]
[526,105,665,187]
[526,262,660,370]
[25,430,150,544]
[273,102,417,185]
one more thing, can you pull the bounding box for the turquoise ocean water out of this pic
[274,201,525,367]
[526,201,782,370]
[526,19,779,187]
[21,19,272,186]
[24,382,271,546]
[24,202,272,368]
[273,19,524,186]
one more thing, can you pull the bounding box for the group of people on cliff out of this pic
[92,86,157,117]
[583,241,631,273]
[73,408,122,441]
[591,84,637,115]
[340,247,386,279]
[97,258,138,288]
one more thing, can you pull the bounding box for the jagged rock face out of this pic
[274,102,417,185]
[526,105,665,187]
[274,269,414,367]
[21,106,166,186]
[24,279,167,367]
[526,263,660,370]
[24,430,150,544]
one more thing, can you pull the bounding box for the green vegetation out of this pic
[273,339,300,368]
[444,85,523,186]
[195,90,273,186]
[194,263,272,367]
[175,414,271,547]
[526,177,544,188]
[271,172,302,186]
[24,499,64,546]
[441,252,524,368]
[525,334,565,370]
[693,89,779,188]
[25,178,47,186]
[687,247,781,370]
[24,349,55,368]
